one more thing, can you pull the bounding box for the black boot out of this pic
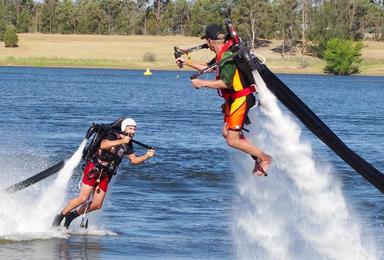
[52,212,65,227]
[64,211,80,229]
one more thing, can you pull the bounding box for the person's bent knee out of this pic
[91,204,103,211]
[226,136,238,148]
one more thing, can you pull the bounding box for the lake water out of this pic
[0,66,383,259]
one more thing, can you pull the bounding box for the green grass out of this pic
[267,56,324,66]
[360,57,384,66]
[0,55,382,75]
[2,56,124,68]
[263,56,326,74]
[0,56,155,69]
[358,58,384,75]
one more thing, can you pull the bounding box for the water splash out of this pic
[0,139,87,241]
[232,71,378,259]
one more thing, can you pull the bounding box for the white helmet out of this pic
[121,118,137,131]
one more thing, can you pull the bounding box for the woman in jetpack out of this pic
[52,117,155,228]
[175,23,272,176]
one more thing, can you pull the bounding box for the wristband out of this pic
[186,56,192,66]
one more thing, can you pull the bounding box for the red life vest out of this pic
[215,39,233,80]
[215,40,256,100]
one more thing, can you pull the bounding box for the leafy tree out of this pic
[189,0,228,36]
[3,24,18,47]
[360,0,384,40]
[273,0,299,56]
[153,0,170,34]
[100,0,123,34]
[300,0,309,54]
[10,0,34,32]
[173,0,190,35]
[145,8,157,35]
[115,0,139,34]
[56,0,75,33]
[18,8,31,32]
[41,0,59,33]
[29,2,42,33]
[142,0,169,35]
[76,0,107,34]
[307,1,348,57]
[307,0,381,56]
[136,0,149,9]
[159,0,174,35]
[0,2,5,40]
[323,38,363,75]
[0,21,4,41]
[0,0,382,43]
[232,0,270,49]
[135,7,150,35]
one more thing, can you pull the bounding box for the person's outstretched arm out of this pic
[127,149,155,165]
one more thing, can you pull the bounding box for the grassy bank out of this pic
[0,33,383,75]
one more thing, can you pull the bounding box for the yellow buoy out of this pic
[144,68,152,76]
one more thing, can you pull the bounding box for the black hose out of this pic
[5,160,65,193]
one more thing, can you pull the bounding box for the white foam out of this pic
[232,71,378,259]
[68,226,119,237]
[0,139,87,240]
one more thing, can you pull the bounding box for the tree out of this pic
[307,1,346,57]
[115,0,140,34]
[232,0,270,49]
[11,0,34,32]
[41,0,59,33]
[360,0,384,40]
[3,24,18,47]
[100,0,123,34]
[300,0,308,53]
[0,2,5,40]
[152,0,170,34]
[159,0,174,34]
[144,8,157,35]
[323,38,363,75]
[273,0,299,56]
[173,0,190,35]
[189,0,228,36]
[76,0,107,34]
[18,9,31,32]
[0,20,4,41]
[56,0,75,33]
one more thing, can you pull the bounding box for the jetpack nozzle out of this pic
[84,125,95,139]
[240,47,264,72]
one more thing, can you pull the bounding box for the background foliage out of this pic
[3,24,18,47]
[323,38,363,75]
[0,1,382,41]
[0,0,383,73]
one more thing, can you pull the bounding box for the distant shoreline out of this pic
[1,33,383,76]
[2,65,383,79]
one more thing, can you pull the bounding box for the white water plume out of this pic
[232,71,378,259]
[0,139,87,240]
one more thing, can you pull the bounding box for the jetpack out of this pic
[5,117,153,193]
[175,19,384,194]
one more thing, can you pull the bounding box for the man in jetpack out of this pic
[175,24,272,176]
[52,117,155,228]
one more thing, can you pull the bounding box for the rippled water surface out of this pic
[0,67,383,259]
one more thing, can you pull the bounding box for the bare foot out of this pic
[252,156,272,176]
[259,155,272,174]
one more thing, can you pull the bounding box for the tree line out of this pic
[0,0,383,55]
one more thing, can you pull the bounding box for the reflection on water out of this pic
[0,235,104,259]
